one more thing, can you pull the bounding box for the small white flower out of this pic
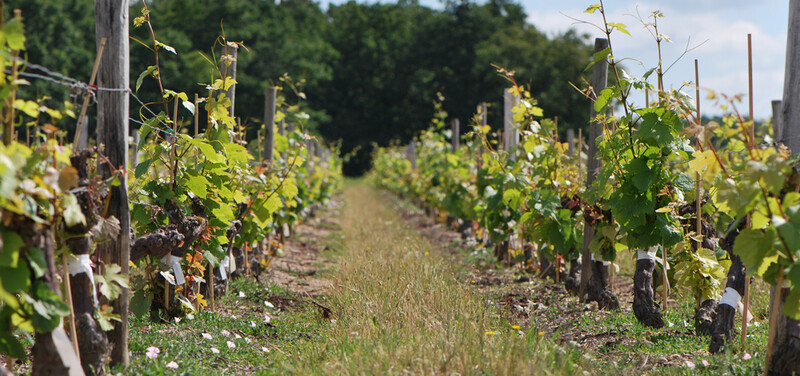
[685,360,695,369]
[211,347,220,354]
[166,361,178,369]
[227,340,236,348]
[221,329,231,336]
[238,291,246,298]
[231,315,238,320]
[234,333,242,339]
[264,300,275,308]
[701,359,709,366]
[250,321,256,328]
[245,338,252,344]
[202,332,213,340]
[743,353,752,360]
[264,315,272,324]
[145,346,160,359]
[173,317,182,323]
[261,347,270,353]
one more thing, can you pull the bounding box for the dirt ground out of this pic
[265,203,341,297]
[391,196,706,372]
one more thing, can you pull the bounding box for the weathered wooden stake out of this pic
[61,254,80,364]
[748,34,755,144]
[741,33,755,352]
[766,3,800,374]
[73,38,106,152]
[566,129,575,155]
[263,87,277,164]
[94,0,131,367]
[208,266,215,312]
[579,38,609,298]
[503,90,519,155]
[773,100,784,142]
[451,118,460,152]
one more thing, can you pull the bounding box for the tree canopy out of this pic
[7,0,594,175]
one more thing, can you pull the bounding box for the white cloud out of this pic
[525,1,787,118]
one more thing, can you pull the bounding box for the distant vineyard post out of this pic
[451,118,460,152]
[263,87,277,164]
[94,0,131,367]
[579,37,609,299]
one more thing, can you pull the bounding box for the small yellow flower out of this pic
[538,331,544,337]
[511,325,521,330]
[485,331,496,336]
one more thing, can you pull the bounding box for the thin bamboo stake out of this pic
[61,254,81,364]
[244,244,250,278]
[741,275,751,350]
[748,34,755,143]
[73,37,107,151]
[578,128,583,185]
[695,59,701,129]
[741,33,755,351]
[208,266,215,312]
[662,246,668,312]
[763,268,785,376]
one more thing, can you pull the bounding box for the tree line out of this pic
[8,0,594,175]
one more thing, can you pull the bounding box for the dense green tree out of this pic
[7,0,593,175]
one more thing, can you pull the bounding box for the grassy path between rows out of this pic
[124,182,768,375]
[278,182,576,375]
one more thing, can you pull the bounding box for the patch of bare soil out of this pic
[266,202,341,296]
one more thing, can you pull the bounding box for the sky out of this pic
[318,0,788,120]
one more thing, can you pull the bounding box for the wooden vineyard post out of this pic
[766,3,800,374]
[407,141,416,170]
[579,38,609,299]
[451,118,460,152]
[478,102,487,170]
[566,129,575,155]
[503,90,519,156]
[773,100,783,143]
[264,87,277,164]
[94,0,131,367]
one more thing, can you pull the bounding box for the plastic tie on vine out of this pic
[720,287,742,309]
[68,254,98,307]
[637,246,658,260]
[228,251,237,274]
[161,255,185,286]
[720,288,753,322]
[219,256,228,281]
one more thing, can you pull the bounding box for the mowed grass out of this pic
[123,182,771,375]
[274,183,583,375]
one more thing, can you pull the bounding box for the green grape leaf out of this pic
[502,188,522,210]
[0,258,30,293]
[135,65,157,93]
[627,157,655,193]
[130,289,153,318]
[734,227,777,277]
[782,288,800,320]
[134,157,153,178]
[185,174,210,199]
[4,17,26,50]
[593,87,614,113]
[26,247,46,279]
[184,135,225,163]
[0,229,23,267]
